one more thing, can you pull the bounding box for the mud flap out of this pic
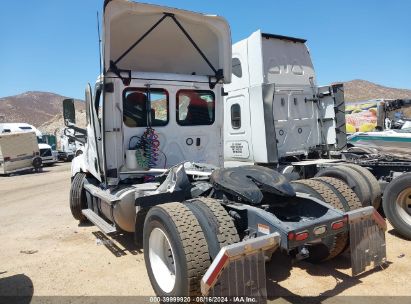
[201,233,280,302]
[347,206,387,276]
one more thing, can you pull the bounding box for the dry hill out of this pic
[0,91,85,134]
[343,79,411,102]
[1,80,411,134]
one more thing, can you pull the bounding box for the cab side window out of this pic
[176,90,215,126]
[123,88,169,127]
[231,104,241,129]
[232,58,242,78]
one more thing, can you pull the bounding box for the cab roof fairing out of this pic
[102,0,232,84]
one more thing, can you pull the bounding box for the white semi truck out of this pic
[57,128,84,162]
[64,0,386,298]
[224,30,411,240]
[224,30,346,164]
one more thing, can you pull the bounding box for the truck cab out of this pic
[58,129,83,161]
[65,0,231,186]
[224,30,346,165]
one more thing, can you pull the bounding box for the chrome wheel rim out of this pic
[148,228,176,293]
[396,188,411,225]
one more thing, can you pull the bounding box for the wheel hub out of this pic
[396,188,411,225]
[148,228,176,293]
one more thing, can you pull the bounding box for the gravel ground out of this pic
[0,163,410,303]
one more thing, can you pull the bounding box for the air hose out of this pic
[135,127,160,169]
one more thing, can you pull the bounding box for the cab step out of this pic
[84,184,120,206]
[82,209,117,234]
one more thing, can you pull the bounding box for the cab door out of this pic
[85,83,102,181]
[224,88,252,161]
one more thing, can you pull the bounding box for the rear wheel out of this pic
[313,177,362,211]
[184,197,239,259]
[340,164,381,209]
[143,202,210,296]
[383,174,411,239]
[291,179,346,261]
[315,165,371,207]
[69,172,87,221]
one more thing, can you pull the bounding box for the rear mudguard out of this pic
[347,206,387,276]
[201,233,280,299]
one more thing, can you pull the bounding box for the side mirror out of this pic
[63,99,76,126]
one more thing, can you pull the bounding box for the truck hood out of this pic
[103,0,231,83]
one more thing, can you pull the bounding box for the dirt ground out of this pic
[1,163,410,303]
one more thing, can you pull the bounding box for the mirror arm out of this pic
[64,124,87,145]
[66,122,87,136]
[65,133,87,145]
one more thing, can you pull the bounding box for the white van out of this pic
[0,132,42,174]
[0,123,57,166]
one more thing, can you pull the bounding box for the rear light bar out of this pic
[288,215,348,242]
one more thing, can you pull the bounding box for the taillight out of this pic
[4,157,10,161]
[295,231,309,241]
[332,220,345,230]
[288,231,309,241]
[314,225,327,236]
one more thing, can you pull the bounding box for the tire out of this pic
[291,179,342,210]
[69,173,87,221]
[312,177,362,211]
[291,179,346,261]
[184,197,239,258]
[143,202,210,296]
[315,165,371,207]
[382,173,411,239]
[340,164,381,209]
[32,157,42,170]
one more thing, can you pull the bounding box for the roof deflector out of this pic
[104,1,232,87]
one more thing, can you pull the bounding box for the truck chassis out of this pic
[71,162,386,298]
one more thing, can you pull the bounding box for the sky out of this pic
[0,0,410,100]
